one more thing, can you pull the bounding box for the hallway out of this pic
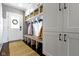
[0,3,43,56]
[1,3,79,56]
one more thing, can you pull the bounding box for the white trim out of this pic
[43,50,53,56]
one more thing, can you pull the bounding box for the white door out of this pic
[63,3,79,56]
[7,12,23,41]
[43,3,64,56]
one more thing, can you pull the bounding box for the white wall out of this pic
[0,3,3,44]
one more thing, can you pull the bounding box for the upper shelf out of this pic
[25,5,43,22]
[25,12,43,22]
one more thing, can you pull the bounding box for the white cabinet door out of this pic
[65,33,79,56]
[63,3,79,33]
[43,3,63,32]
[63,3,79,56]
[43,3,79,56]
[43,3,64,56]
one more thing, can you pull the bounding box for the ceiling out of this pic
[3,3,40,11]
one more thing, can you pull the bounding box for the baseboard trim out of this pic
[8,39,23,43]
[43,50,52,56]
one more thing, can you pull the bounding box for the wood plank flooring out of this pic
[0,40,39,56]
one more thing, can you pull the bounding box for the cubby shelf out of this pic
[25,12,43,22]
[25,5,43,22]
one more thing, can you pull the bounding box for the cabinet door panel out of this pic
[43,3,62,32]
[67,33,79,56]
[64,3,79,33]
[63,3,79,56]
[43,3,64,56]
[43,31,58,55]
[43,3,59,56]
[43,3,57,31]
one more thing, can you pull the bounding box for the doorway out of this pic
[6,12,23,41]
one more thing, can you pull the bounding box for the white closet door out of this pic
[43,3,63,56]
[63,3,79,56]
[66,33,79,56]
[64,3,79,33]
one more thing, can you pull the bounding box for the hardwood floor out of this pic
[0,42,9,56]
[9,40,39,56]
[0,40,39,56]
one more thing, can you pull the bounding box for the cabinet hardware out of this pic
[64,3,67,9]
[59,3,61,11]
[64,34,67,42]
[59,33,62,41]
